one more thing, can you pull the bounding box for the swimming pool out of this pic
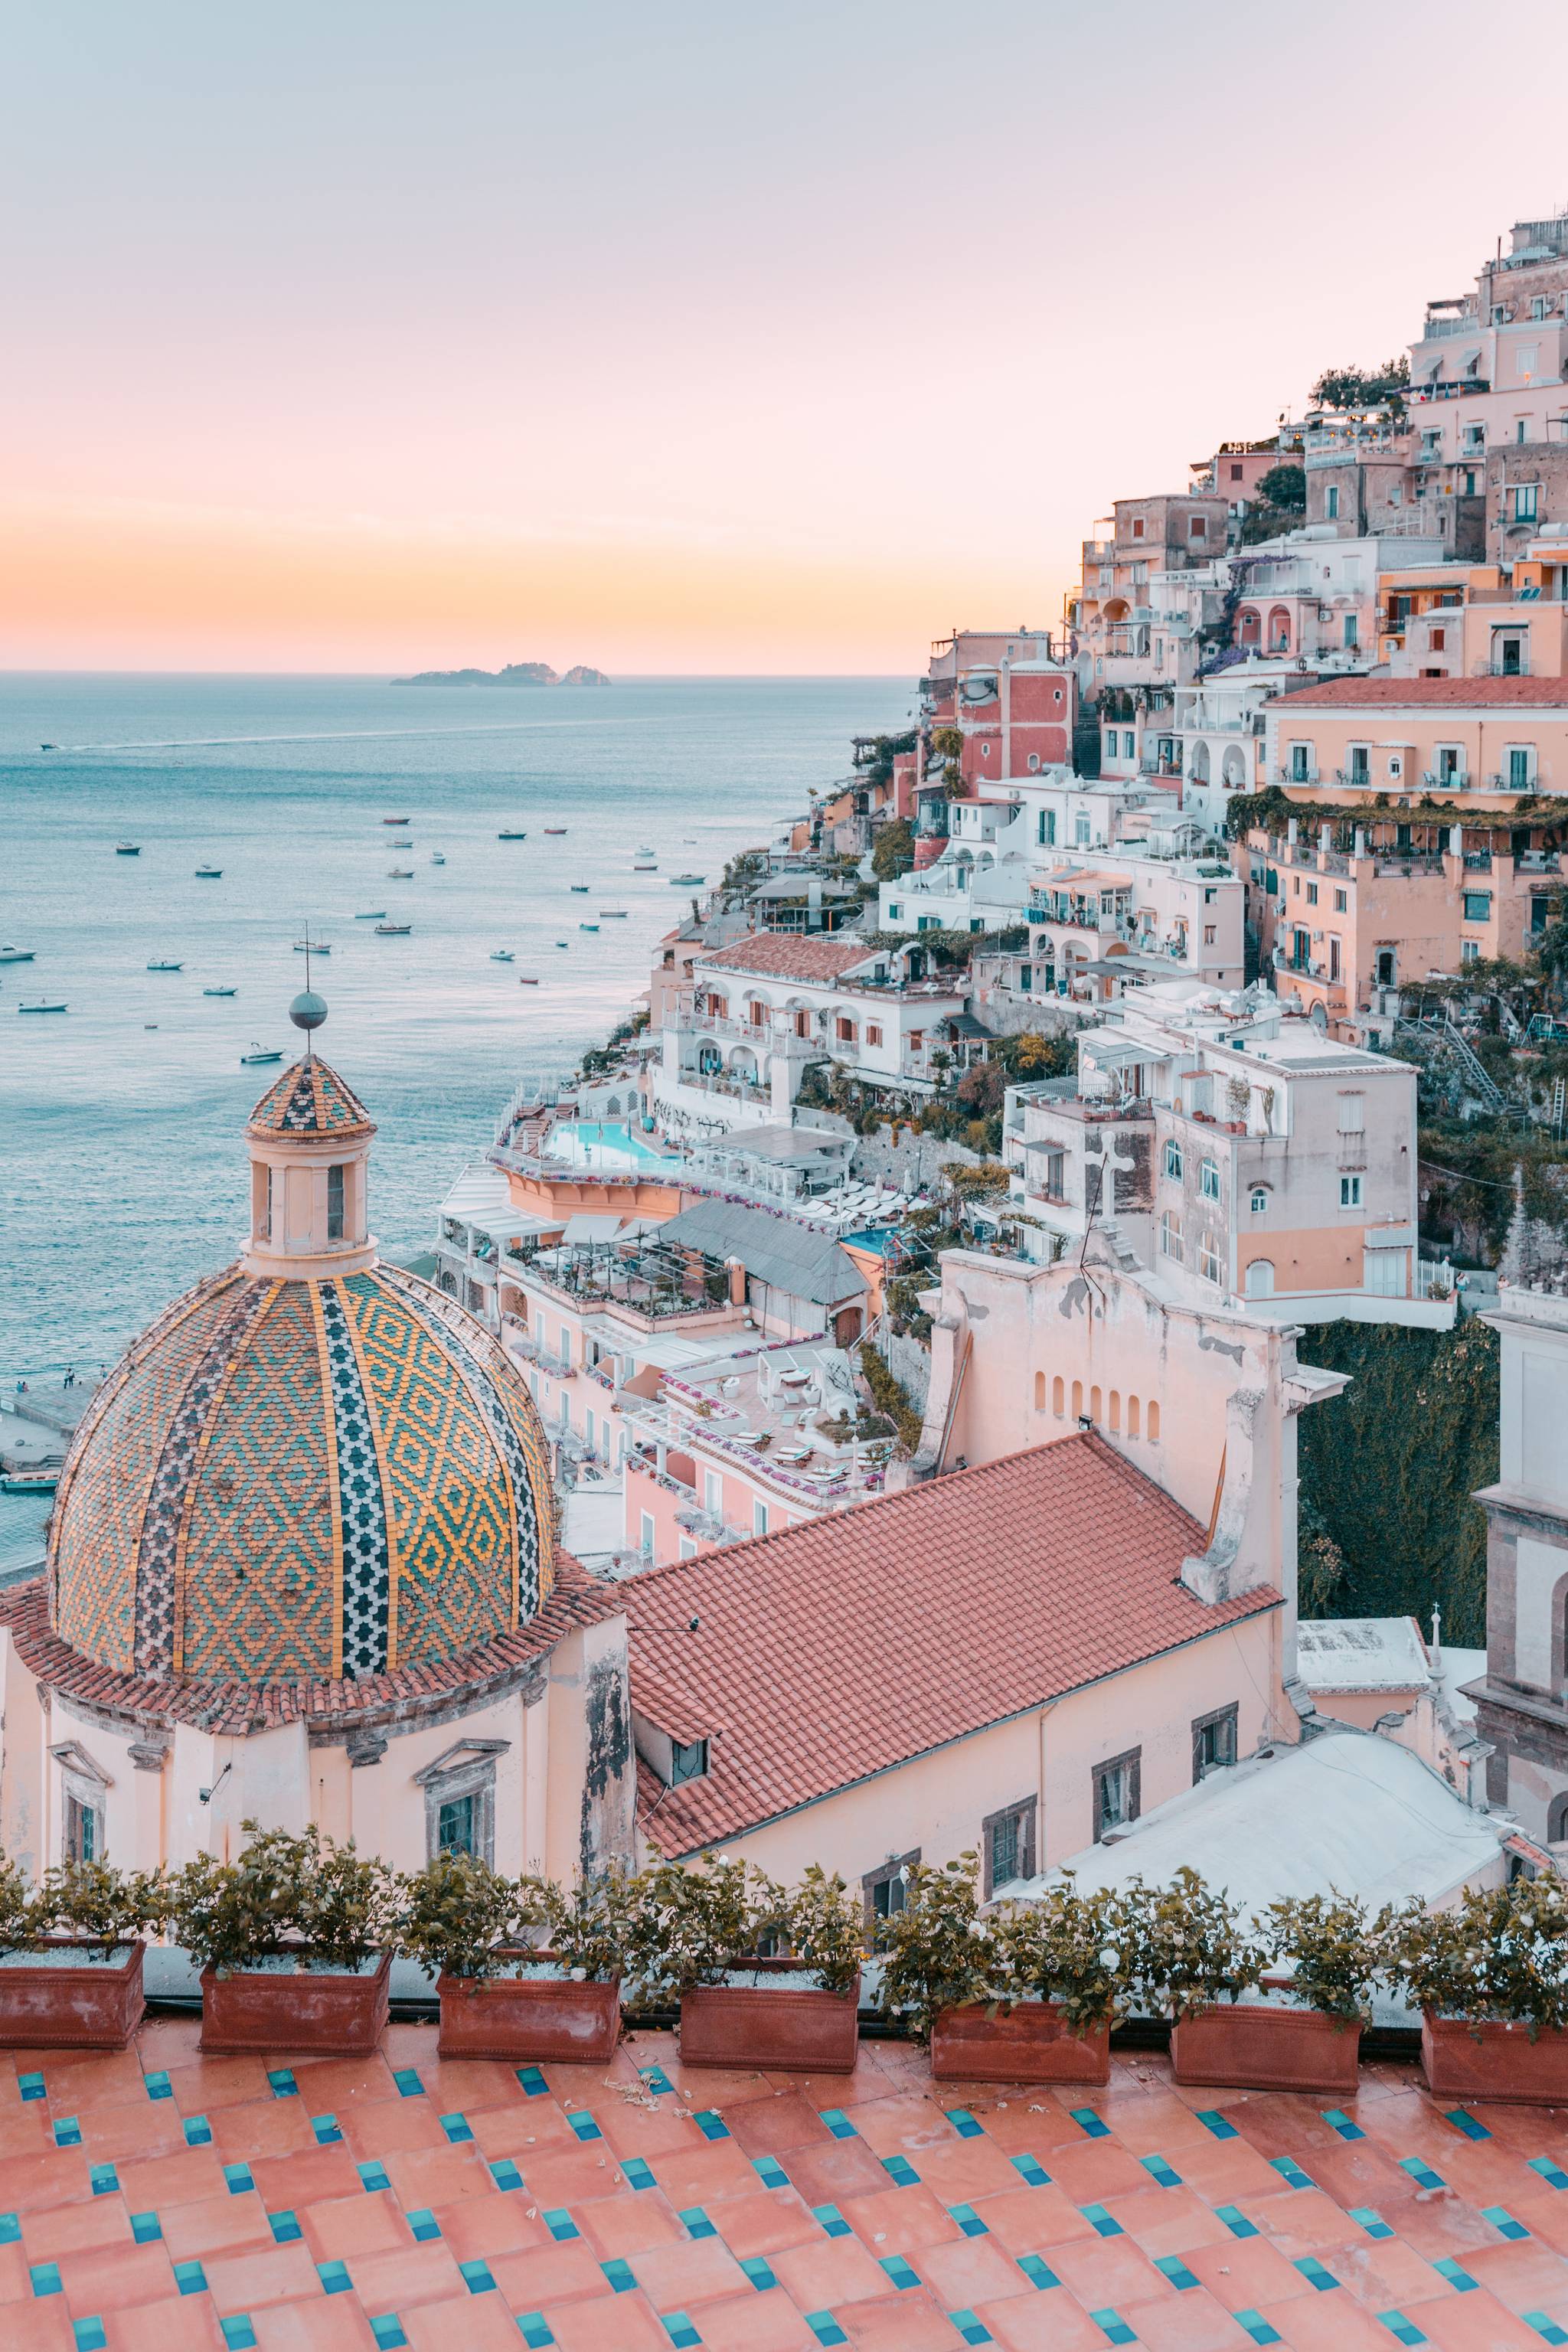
[544,1120,680,1174]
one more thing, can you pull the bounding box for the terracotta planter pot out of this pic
[200,1950,391,2054]
[679,1963,861,2073]
[1421,2011,1568,2105]
[0,1939,146,2050]
[930,2000,1109,2086]
[437,1965,620,2063]
[1171,2001,1361,2095]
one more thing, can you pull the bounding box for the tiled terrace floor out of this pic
[2,2019,1568,2349]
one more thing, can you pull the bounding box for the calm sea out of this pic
[0,672,911,1389]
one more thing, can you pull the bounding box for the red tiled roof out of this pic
[1276,675,1568,708]
[626,1434,1277,1853]
[694,931,876,982]
[0,1552,622,1734]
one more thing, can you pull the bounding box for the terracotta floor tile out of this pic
[57,2237,177,2314]
[247,2146,364,2210]
[965,2182,1100,2253]
[913,2231,1035,2308]
[776,2137,902,2207]
[1095,2088,1236,2159]
[425,2187,549,2262]
[1432,2139,1555,2206]
[100,2293,226,2351]
[1286,2138,1423,2215]
[545,2056,660,2109]
[208,2100,320,2164]
[24,2047,151,2097]
[1246,2185,1376,2258]
[835,2092,956,2158]
[129,2018,204,2068]
[161,2056,275,2113]
[588,2099,706,2163]
[396,2292,532,2351]
[1181,2232,1314,2311]
[572,2187,690,2260]
[1171,2138,1298,2206]
[1394,2188,1514,2261]
[906,2138,1034,2204]
[642,2141,764,2210]
[0,2106,56,2161]
[613,2232,752,2308]
[1330,2230,1465,2310]
[722,2092,836,2159]
[1254,2290,1400,2350]
[972,2291,1117,2352]
[0,2240,34,2302]
[397,2056,524,2114]
[19,2190,135,2262]
[284,2056,400,2112]
[674,2286,818,2350]
[116,2148,230,2213]
[485,2236,615,2308]
[646,2056,776,2109]
[537,2288,672,2350]
[0,2303,77,2351]
[1099,2183,1238,2260]
[462,2099,584,2162]
[377,2141,494,2210]
[508,2144,629,2209]
[1396,2289,1550,2352]
[77,2105,191,2164]
[1038,2229,1176,2311]
[833,2287,964,2349]
[1125,2290,1259,2349]
[701,2185,822,2259]
[759,2053,903,2108]
[837,2180,964,2257]
[1464,2234,1568,2313]
[949,2102,1088,2158]
[343,2240,468,2313]
[769,2231,897,2309]
[295,2187,413,2262]
[198,2238,325,2311]
[1512,2194,1568,2259]
[235,2296,372,2348]
[157,2191,279,2262]
[338,2102,449,2161]
[1031,2138,1152,2204]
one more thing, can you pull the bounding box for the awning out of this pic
[560,1214,629,1246]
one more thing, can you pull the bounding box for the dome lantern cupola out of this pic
[243,994,377,1279]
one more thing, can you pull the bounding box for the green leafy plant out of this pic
[542,1869,641,1982]
[0,1854,47,1957]
[992,1874,1137,2034]
[1261,1892,1381,2027]
[1390,1878,1568,2039]
[629,1853,778,1997]
[874,1854,1001,2042]
[1125,1870,1266,2020]
[399,1856,541,1984]
[168,1821,399,1978]
[37,1860,169,1960]
[781,1865,864,1998]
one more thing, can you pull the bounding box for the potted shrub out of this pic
[0,1855,167,2050]
[637,1857,864,2073]
[942,1874,1134,2086]
[877,1853,1007,2074]
[1130,1872,1276,2089]
[1395,1879,1568,2104]
[171,1821,397,2054]
[1168,1890,1376,2095]
[406,1858,631,2064]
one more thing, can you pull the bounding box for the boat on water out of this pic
[498,828,528,841]
[633,859,658,871]
[670,872,705,885]
[0,1470,58,1495]
[195,865,222,879]
[240,1044,283,1064]
[293,939,331,953]
[544,827,567,835]
[115,841,141,856]
[375,921,412,936]
[490,949,514,963]
[39,743,56,752]
[636,844,656,856]
[18,1001,67,1014]
[518,976,541,985]
[382,816,411,826]
[554,939,569,948]
[599,909,629,919]
[354,910,387,920]
[387,867,414,879]
[430,852,446,864]
[203,986,237,998]
[569,884,590,893]
[147,960,182,973]
[0,947,36,965]
[579,922,599,933]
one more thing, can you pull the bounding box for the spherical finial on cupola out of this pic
[289,988,328,1033]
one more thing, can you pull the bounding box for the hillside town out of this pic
[8,204,1568,2352]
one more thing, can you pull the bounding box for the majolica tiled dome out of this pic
[49,1243,555,1687]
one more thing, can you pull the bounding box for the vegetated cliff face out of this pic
[390,662,611,687]
[1296,1318,1499,1645]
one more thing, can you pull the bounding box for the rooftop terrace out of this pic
[5,2024,1568,2350]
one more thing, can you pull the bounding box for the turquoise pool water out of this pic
[544,1120,679,1173]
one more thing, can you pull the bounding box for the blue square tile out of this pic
[738,2252,776,2291]
[662,2318,701,2350]
[1197,2109,1239,2140]
[819,2109,857,2140]
[392,2068,423,2098]
[544,2208,579,2242]
[1351,2206,1394,2239]
[881,2154,920,2187]
[1081,2203,1122,2239]
[805,2319,849,2348]
[268,2210,301,2244]
[31,2262,63,2297]
[358,2159,391,2194]
[266,2069,297,2099]
[1295,2255,1338,2292]
[439,2112,474,2144]
[88,2164,118,2196]
[1070,2106,1109,2139]
[181,2115,212,2148]
[1018,2253,1060,2290]
[144,2070,174,2102]
[1529,2158,1568,2191]
[1142,2154,1181,2187]
[1235,2315,1285,2347]
[951,2317,994,2348]
[318,2260,352,2295]
[1011,2154,1050,2187]
[489,2159,524,2193]
[1156,2255,1199,2289]
[1400,2158,1444,2191]
[517,2320,557,2350]
[879,2255,920,2289]
[602,2257,636,2292]
[751,2155,789,2189]
[1270,2156,1313,2191]
[516,2066,549,2097]
[1217,2203,1259,2238]
[52,2118,81,2148]
[1378,2316,1428,2347]
[1483,2205,1530,2240]
[0,2213,19,2244]
[406,2209,442,2243]
[131,2211,162,2244]
[810,2203,848,2238]
[219,2322,258,2352]
[681,2205,717,2239]
[692,2111,729,2141]
[173,2259,208,2295]
[566,2110,602,2143]
[222,2163,254,2196]
[368,2321,409,2350]
[1445,2108,1490,2141]
[945,2109,983,2139]
[1323,2109,1365,2141]
[1525,2317,1568,2347]
[460,2258,497,2294]
[312,2113,343,2145]
[72,2323,108,2352]
[16,2073,45,2104]
[1432,2256,1478,2292]
[949,2202,988,2237]
[639,2065,674,2096]
[623,2158,657,2191]
[1089,2313,1136,2347]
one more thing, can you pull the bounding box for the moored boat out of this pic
[240,1044,283,1064]
[115,841,141,855]
[430,853,445,864]
[195,865,222,879]
[203,986,237,998]
[147,960,182,973]
[544,827,567,835]
[354,910,387,921]
[0,1470,58,1495]
[374,922,411,936]
[381,816,411,826]
[387,867,414,878]
[18,1001,67,1014]
[498,828,528,840]
[490,949,514,963]
[569,884,590,893]
[670,872,705,884]
[292,940,332,953]
[599,909,628,918]
[0,947,36,964]
[518,976,541,985]
[579,922,599,932]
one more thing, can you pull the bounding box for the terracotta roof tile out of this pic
[694,932,877,983]
[626,1433,1276,1854]
[1276,675,1568,709]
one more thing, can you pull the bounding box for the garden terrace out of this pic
[512,1236,740,1328]
[4,2024,1568,2349]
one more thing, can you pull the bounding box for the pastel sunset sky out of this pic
[8,0,1568,673]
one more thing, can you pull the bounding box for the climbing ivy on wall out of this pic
[1295,1318,1498,1647]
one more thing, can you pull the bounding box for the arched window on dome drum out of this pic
[1034,1370,1046,1411]
[1053,1375,1064,1416]
[1148,1400,1161,1442]
[1109,1389,1121,1433]
[328,1164,345,1243]
[1128,1395,1141,1438]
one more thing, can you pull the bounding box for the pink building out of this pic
[923,627,1075,788]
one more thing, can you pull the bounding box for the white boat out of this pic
[636,845,655,856]
[498,828,528,841]
[387,867,414,879]
[598,909,628,919]
[0,947,35,964]
[115,841,140,856]
[579,922,599,932]
[354,910,387,920]
[375,921,412,936]
[147,960,182,973]
[430,853,445,864]
[490,949,514,963]
[18,1000,67,1014]
[293,940,331,953]
[240,1044,283,1064]
[204,986,237,998]
[195,865,222,879]
[670,872,705,885]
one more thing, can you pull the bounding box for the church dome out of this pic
[47,1046,556,1687]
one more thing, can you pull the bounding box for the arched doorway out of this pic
[1244,1259,1276,1298]
[1268,606,1292,653]
[1238,607,1262,649]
